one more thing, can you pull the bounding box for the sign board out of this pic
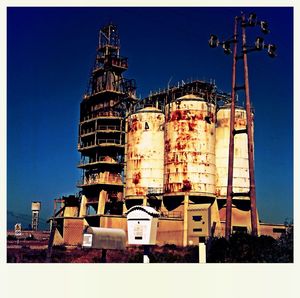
[133,223,145,240]
[82,234,93,248]
[15,223,22,236]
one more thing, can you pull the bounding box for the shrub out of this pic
[7,235,17,241]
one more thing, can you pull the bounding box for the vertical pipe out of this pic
[241,15,258,236]
[123,112,129,214]
[225,17,238,240]
[79,195,87,217]
[143,197,147,206]
[183,194,189,246]
[94,119,97,146]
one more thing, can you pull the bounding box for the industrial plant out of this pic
[50,20,287,247]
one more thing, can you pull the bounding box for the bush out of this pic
[25,234,35,241]
[52,244,67,251]
[7,235,17,241]
[206,231,293,263]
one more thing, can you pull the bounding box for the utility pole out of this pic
[209,12,276,239]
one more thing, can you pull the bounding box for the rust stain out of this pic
[171,110,182,121]
[135,189,144,195]
[132,172,141,184]
[188,121,196,131]
[182,179,192,192]
[175,142,186,151]
[165,139,171,152]
[197,112,204,120]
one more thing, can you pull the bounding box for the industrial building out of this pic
[51,23,287,247]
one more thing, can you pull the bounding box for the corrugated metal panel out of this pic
[164,96,216,196]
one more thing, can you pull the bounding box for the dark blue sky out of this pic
[7,7,293,224]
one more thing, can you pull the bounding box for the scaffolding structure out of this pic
[78,24,136,226]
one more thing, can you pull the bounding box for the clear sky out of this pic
[7,7,293,224]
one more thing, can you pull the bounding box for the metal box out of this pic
[126,206,159,245]
[188,204,211,237]
[82,226,126,250]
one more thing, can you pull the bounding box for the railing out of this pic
[97,139,122,145]
[78,155,124,167]
[81,125,121,135]
[81,129,95,135]
[78,139,123,149]
[81,111,122,122]
[93,56,128,70]
[147,187,164,195]
[97,125,120,131]
[77,173,123,186]
[78,141,95,149]
[111,57,128,68]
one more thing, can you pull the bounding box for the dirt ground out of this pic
[7,244,198,263]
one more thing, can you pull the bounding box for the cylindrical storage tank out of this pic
[125,107,165,208]
[215,105,253,198]
[164,94,216,200]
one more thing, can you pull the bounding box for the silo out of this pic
[215,105,253,198]
[125,107,165,209]
[163,94,216,209]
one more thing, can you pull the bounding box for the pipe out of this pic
[225,16,238,240]
[241,14,258,236]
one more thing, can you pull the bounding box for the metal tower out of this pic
[78,24,136,226]
[31,201,41,231]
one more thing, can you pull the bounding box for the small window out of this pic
[233,226,247,233]
[193,228,203,232]
[145,122,149,130]
[193,215,202,222]
[273,228,285,233]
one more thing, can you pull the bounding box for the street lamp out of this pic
[208,12,276,240]
[208,34,219,48]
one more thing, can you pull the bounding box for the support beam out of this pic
[79,195,87,217]
[242,14,258,236]
[183,194,189,247]
[225,16,238,240]
[98,190,107,215]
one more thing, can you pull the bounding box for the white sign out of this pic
[134,224,144,240]
[15,223,22,236]
[82,234,93,247]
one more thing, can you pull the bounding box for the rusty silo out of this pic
[125,107,165,210]
[215,105,253,198]
[163,94,216,211]
[215,105,255,233]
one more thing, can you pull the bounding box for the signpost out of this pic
[15,223,22,245]
[15,223,22,236]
